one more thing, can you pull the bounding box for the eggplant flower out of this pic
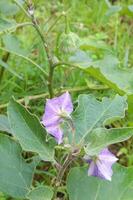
[42,92,73,144]
[85,148,118,181]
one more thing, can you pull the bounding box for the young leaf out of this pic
[0,133,39,199]
[67,164,133,200]
[27,186,53,200]
[7,98,55,162]
[72,94,127,142]
[85,127,133,156]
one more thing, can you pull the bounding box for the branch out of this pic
[0,85,109,109]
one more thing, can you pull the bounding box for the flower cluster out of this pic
[42,92,118,181]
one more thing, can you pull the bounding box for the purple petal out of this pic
[99,148,118,165]
[88,161,112,181]
[87,148,118,181]
[96,160,113,181]
[46,125,63,144]
[58,92,73,114]
[42,92,73,144]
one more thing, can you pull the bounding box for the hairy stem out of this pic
[26,0,54,98]
[31,16,54,98]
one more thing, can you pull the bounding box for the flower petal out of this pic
[46,125,63,144]
[99,148,118,165]
[59,92,73,114]
[96,160,113,181]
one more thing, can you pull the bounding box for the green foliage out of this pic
[0,18,16,33]
[85,128,133,155]
[7,98,55,162]
[0,0,19,16]
[27,186,53,200]
[72,94,127,142]
[67,164,133,200]
[0,115,12,133]
[0,133,39,199]
[2,34,29,56]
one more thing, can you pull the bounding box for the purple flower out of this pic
[85,148,118,181]
[42,92,73,144]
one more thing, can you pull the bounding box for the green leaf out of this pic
[7,98,55,162]
[85,127,133,156]
[71,54,133,95]
[2,34,29,56]
[72,94,127,142]
[89,55,133,95]
[70,50,92,67]
[0,17,16,33]
[67,164,133,200]
[27,186,54,200]
[0,133,39,199]
[0,115,12,134]
[70,53,133,122]
[0,0,19,16]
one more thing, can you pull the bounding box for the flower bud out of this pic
[58,32,80,55]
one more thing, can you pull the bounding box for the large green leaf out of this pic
[70,52,133,121]
[0,115,12,134]
[67,165,133,200]
[85,127,133,155]
[0,133,39,199]
[7,98,55,162]
[27,186,53,200]
[72,94,127,142]
[70,53,133,95]
[89,55,133,95]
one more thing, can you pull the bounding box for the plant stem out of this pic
[0,52,10,83]
[26,0,54,98]
[0,85,109,109]
[56,153,73,186]
[31,17,54,98]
